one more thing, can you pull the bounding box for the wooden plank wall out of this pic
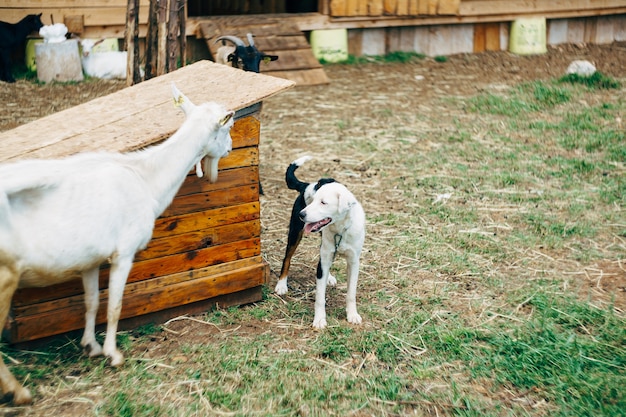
[458,0,626,17]
[329,0,461,16]
[2,0,624,40]
[328,0,626,18]
[0,0,149,39]
[349,14,626,57]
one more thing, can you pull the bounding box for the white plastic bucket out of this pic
[509,17,547,55]
[310,29,349,63]
[35,39,84,83]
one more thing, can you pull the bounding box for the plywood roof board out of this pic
[0,60,295,162]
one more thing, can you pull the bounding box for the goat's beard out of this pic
[205,157,220,183]
[195,156,221,183]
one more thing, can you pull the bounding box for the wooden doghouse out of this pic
[0,61,294,344]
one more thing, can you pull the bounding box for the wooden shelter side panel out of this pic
[8,258,267,343]
[11,117,262,306]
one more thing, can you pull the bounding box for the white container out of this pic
[310,29,349,63]
[35,39,84,83]
[509,17,547,55]
[25,39,43,71]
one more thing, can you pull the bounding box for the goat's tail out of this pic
[285,156,313,193]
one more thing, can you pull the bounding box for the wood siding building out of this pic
[1,1,624,57]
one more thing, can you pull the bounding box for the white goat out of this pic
[80,38,136,80]
[0,84,234,405]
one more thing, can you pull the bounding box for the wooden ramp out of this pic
[198,16,329,86]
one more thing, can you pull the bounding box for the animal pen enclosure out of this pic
[0,61,294,344]
[2,1,625,83]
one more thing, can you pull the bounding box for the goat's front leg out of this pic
[0,262,32,404]
[102,255,133,366]
[80,267,103,357]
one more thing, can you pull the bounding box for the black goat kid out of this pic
[0,14,43,83]
[215,33,278,196]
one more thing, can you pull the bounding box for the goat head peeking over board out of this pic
[215,33,278,73]
[0,84,234,405]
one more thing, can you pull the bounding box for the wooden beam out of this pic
[289,8,626,31]
[458,0,626,16]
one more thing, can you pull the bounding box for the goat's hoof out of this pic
[107,351,124,367]
[83,343,103,358]
[0,392,13,404]
[12,387,32,405]
[1,386,32,405]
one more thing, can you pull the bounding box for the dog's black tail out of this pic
[285,155,313,193]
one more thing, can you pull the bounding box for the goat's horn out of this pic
[246,33,255,46]
[215,35,245,46]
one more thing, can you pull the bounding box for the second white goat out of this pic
[0,84,234,405]
[80,38,134,79]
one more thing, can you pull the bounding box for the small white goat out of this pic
[80,38,137,80]
[0,84,234,405]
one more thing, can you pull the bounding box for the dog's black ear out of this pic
[314,178,336,191]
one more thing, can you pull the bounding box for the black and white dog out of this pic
[275,156,365,329]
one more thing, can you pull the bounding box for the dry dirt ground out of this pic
[0,42,625,415]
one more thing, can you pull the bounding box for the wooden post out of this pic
[178,0,186,68]
[144,0,159,80]
[167,0,180,72]
[125,0,141,86]
[157,0,168,76]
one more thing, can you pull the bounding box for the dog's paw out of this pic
[274,279,288,295]
[312,316,327,329]
[347,311,362,325]
[328,273,337,287]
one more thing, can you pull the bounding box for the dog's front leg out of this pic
[345,252,362,325]
[312,243,334,329]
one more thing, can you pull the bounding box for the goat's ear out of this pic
[264,55,279,63]
[219,111,234,126]
[171,83,196,115]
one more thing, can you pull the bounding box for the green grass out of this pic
[331,51,426,65]
[559,71,622,90]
